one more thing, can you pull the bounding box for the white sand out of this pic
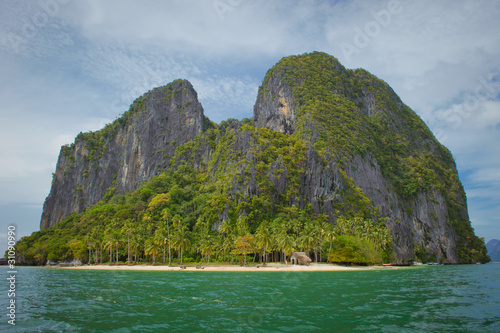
[59,262,396,272]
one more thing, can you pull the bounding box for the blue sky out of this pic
[1,0,499,252]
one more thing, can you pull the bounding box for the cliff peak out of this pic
[40,79,205,229]
[254,52,347,134]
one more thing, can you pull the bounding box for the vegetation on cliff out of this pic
[257,52,489,264]
[264,52,461,200]
[16,120,396,266]
[13,52,489,265]
[15,154,393,266]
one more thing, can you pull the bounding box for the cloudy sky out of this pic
[1,0,499,252]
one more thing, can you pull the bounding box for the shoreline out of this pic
[55,263,406,272]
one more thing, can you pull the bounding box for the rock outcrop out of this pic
[486,239,500,262]
[41,80,205,229]
[40,52,487,264]
[251,52,469,264]
[253,69,297,135]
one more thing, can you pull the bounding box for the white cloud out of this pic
[433,98,500,140]
[325,0,500,122]
[469,169,500,187]
[192,75,259,121]
[66,0,337,60]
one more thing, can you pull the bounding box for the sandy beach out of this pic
[58,263,398,272]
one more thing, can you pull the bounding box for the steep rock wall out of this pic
[41,80,204,229]
[253,69,297,135]
[344,154,459,263]
[252,53,466,263]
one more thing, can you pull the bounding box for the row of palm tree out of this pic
[84,207,392,265]
[194,213,336,264]
[84,208,191,265]
[334,216,393,251]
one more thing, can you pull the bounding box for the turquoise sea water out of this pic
[1,264,499,332]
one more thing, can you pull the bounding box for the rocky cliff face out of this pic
[344,154,458,263]
[252,52,468,263]
[253,69,297,135]
[41,80,204,229]
[40,52,486,264]
[486,239,500,262]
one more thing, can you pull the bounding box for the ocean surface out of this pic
[1,264,499,332]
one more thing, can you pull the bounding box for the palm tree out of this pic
[277,230,296,265]
[155,223,168,264]
[374,227,392,252]
[122,219,135,265]
[213,235,224,262]
[172,229,191,265]
[92,225,105,264]
[86,225,103,264]
[130,233,141,263]
[219,219,232,236]
[363,218,374,240]
[335,216,348,235]
[218,219,233,262]
[236,215,249,237]
[382,227,393,250]
[161,208,172,265]
[198,232,213,265]
[255,222,272,263]
[110,229,122,263]
[84,232,94,265]
[354,223,364,238]
[172,216,191,265]
[222,235,233,263]
[103,227,115,263]
[291,217,302,237]
[275,229,286,263]
[144,237,160,264]
[299,222,317,260]
[104,221,122,264]
[142,212,153,237]
[312,219,328,262]
[324,223,337,262]
[172,214,182,229]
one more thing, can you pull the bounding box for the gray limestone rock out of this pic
[41,80,204,229]
[40,54,482,264]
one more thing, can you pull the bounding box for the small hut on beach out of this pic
[290,252,312,265]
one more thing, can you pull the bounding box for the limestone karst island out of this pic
[15,52,490,267]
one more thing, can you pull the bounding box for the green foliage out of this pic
[148,193,171,213]
[414,244,436,263]
[328,216,393,264]
[14,52,488,266]
[328,236,380,265]
[61,145,75,165]
[262,52,456,200]
[450,221,490,264]
[260,52,487,263]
